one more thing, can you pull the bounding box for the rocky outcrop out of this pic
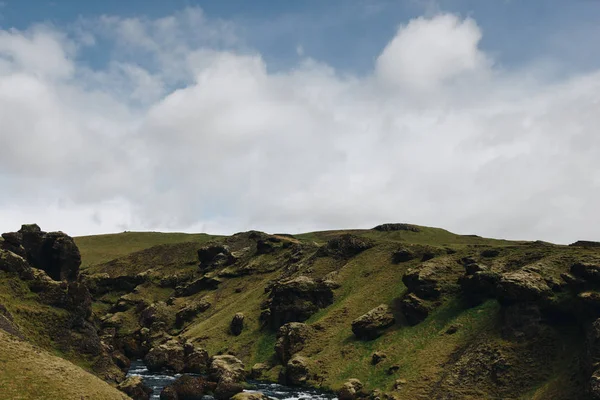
[0,249,34,280]
[160,375,208,400]
[373,223,420,232]
[230,313,245,336]
[392,248,416,263]
[285,355,311,386]
[209,355,246,400]
[198,244,236,271]
[144,340,209,373]
[250,363,269,379]
[317,234,374,259]
[337,378,364,400]
[275,322,313,364]
[117,376,152,400]
[266,276,335,328]
[351,305,395,340]
[175,276,222,297]
[83,273,146,296]
[2,224,81,281]
[139,301,175,331]
[402,261,457,300]
[400,294,430,325]
[495,270,553,304]
[231,393,270,400]
[175,298,211,327]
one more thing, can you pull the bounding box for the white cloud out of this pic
[1,9,599,244]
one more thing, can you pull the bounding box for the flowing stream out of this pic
[127,360,337,400]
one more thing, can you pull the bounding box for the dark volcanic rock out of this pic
[285,355,311,386]
[275,322,313,364]
[402,262,454,300]
[495,270,553,304]
[392,248,416,263]
[317,234,374,258]
[570,241,600,248]
[117,376,153,400]
[267,276,334,328]
[175,276,222,297]
[198,244,236,271]
[2,225,81,281]
[337,379,364,400]
[373,223,420,232]
[176,298,211,326]
[83,273,146,296]
[571,263,600,284]
[0,249,34,280]
[145,340,209,374]
[209,354,246,384]
[161,375,207,400]
[400,293,430,325]
[459,270,501,305]
[230,312,245,336]
[481,249,500,258]
[351,304,395,340]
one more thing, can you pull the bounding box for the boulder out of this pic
[571,263,600,284]
[0,249,34,280]
[459,271,501,305]
[6,225,82,281]
[209,355,246,384]
[162,375,208,400]
[268,276,334,328]
[231,393,270,400]
[402,262,455,300]
[495,270,553,304]
[351,305,395,340]
[480,249,500,258]
[139,301,175,329]
[285,355,311,386]
[145,340,208,374]
[214,381,244,400]
[176,276,222,297]
[371,351,387,365]
[198,244,236,271]
[117,376,153,400]
[230,313,245,336]
[176,299,212,326]
[275,322,313,364]
[501,302,542,339]
[372,223,420,232]
[250,363,269,379]
[400,294,430,325]
[338,378,364,400]
[317,234,374,258]
[1,232,26,257]
[338,379,364,400]
[83,273,147,296]
[391,248,415,263]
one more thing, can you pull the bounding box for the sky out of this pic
[1,0,600,243]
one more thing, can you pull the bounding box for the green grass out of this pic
[76,231,220,267]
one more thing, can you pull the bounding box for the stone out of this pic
[338,379,364,400]
[317,234,374,259]
[402,262,454,300]
[176,276,222,297]
[571,263,600,284]
[250,363,269,379]
[231,393,270,400]
[480,249,500,258]
[117,376,153,400]
[275,322,313,364]
[214,381,244,400]
[459,271,501,305]
[268,276,334,328]
[372,223,420,232]
[393,379,407,390]
[371,351,387,365]
[209,355,246,384]
[230,313,245,336]
[144,340,186,373]
[391,248,415,263]
[285,355,311,386]
[176,299,212,326]
[0,249,34,280]
[198,244,236,271]
[351,305,395,340]
[400,294,429,326]
[495,270,553,304]
[184,344,210,374]
[162,375,207,400]
[111,351,131,371]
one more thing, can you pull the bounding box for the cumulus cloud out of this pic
[1,8,599,243]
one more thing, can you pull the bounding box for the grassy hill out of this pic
[72,224,600,399]
[0,330,128,400]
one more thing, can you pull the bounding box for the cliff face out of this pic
[4,223,600,399]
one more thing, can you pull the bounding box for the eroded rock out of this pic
[351,305,395,340]
[117,376,153,400]
[275,322,313,363]
[230,313,245,336]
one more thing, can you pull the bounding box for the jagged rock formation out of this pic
[351,304,395,340]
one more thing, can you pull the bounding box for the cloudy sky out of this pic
[1,0,600,243]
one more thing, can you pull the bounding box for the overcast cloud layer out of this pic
[1,8,599,243]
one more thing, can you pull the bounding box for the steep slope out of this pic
[0,330,129,400]
[76,224,600,399]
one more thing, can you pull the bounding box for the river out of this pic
[127,359,337,400]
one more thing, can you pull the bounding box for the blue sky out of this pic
[2,0,600,75]
[2,0,600,242]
